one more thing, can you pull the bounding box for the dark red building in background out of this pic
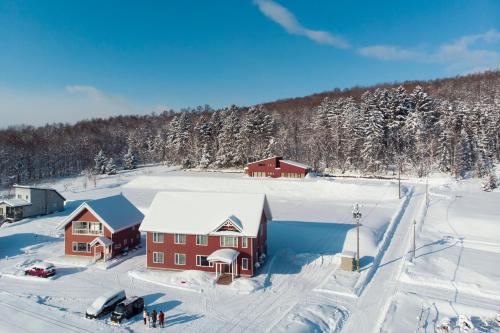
[245,156,311,178]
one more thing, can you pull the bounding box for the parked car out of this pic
[86,289,126,319]
[24,262,56,278]
[110,296,144,324]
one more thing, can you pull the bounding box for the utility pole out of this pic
[413,219,417,261]
[398,161,402,199]
[353,203,362,272]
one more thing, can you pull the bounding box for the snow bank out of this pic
[129,268,216,293]
[271,304,347,333]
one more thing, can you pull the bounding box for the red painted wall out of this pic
[280,161,309,177]
[246,157,309,178]
[246,156,282,178]
[64,208,141,258]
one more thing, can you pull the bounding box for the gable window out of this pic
[72,242,90,253]
[196,235,208,246]
[242,237,248,248]
[174,234,186,244]
[196,255,213,267]
[242,258,249,270]
[175,253,186,265]
[153,252,164,264]
[152,233,164,243]
[220,236,238,248]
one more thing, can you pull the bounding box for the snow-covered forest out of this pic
[0,71,499,185]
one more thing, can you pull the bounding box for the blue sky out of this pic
[0,0,499,126]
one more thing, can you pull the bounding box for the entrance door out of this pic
[222,263,230,274]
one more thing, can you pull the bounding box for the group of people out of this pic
[143,308,165,328]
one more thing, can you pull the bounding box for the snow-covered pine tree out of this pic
[123,147,138,170]
[410,86,437,176]
[481,171,498,191]
[312,97,334,169]
[455,127,474,178]
[215,107,243,167]
[241,105,275,162]
[94,150,108,175]
[105,158,117,175]
[361,91,386,173]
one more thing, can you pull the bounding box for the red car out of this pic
[24,262,56,278]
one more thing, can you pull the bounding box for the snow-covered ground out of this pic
[1,165,498,332]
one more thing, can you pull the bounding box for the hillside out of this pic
[0,70,499,186]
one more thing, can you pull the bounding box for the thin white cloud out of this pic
[358,45,424,61]
[358,29,500,73]
[0,85,149,127]
[254,0,350,49]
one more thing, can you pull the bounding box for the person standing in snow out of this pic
[151,309,157,328]
[158,310,165,328]
[143,309,149,327]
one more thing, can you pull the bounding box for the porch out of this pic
[207,248,240,284]
[89,236,113,262]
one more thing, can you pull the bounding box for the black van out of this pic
[110,296,144,324]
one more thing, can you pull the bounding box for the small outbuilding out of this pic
[57,194,144,262]
[245,156,311,178]
[340,251,357,272]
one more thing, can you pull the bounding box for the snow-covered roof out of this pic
[280,160,311,170]
[247,156,282,165]
[207,249,239,264]
[139,191,272,237]
[29,262,55,270]
[0,198,32,207]
[58,194,144,233]
[14,184,66,201]
[90,236,113,247]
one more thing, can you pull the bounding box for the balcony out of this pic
[72,228,104,235]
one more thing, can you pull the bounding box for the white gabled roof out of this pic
[58,194,143,233]
[90,236,113,247]
[139,191,272,237]
[280,160,311,170]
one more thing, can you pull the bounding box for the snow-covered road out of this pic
[342,185,424,333]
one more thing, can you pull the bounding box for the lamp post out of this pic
[352,203,362,272]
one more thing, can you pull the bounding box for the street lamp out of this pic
[352,203,362,272]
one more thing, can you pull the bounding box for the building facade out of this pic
[140,192,272,280]
[245,156,311,178]
[58,194,143,262]
[0,185,65,222]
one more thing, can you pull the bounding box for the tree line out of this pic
[0,71,498,188]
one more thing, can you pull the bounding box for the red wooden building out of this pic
[140,192,272,282]
[245,156,311,178]
[58,194,144,262]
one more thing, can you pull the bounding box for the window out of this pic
[196,255,213,267]
[0,208,3,215]
[175,253,186,265]
[152,233,164,243]
[72,242,90,252]
[174,234,186,244]
[25,195,28,200]
[196,235,208,246]
[242,237,248,248]
[115,243,121,250]
[124,239,127,246]
[17,194,22,199]
[153,252,164,264]
[242,258,249,270]
[220,236,238,248]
